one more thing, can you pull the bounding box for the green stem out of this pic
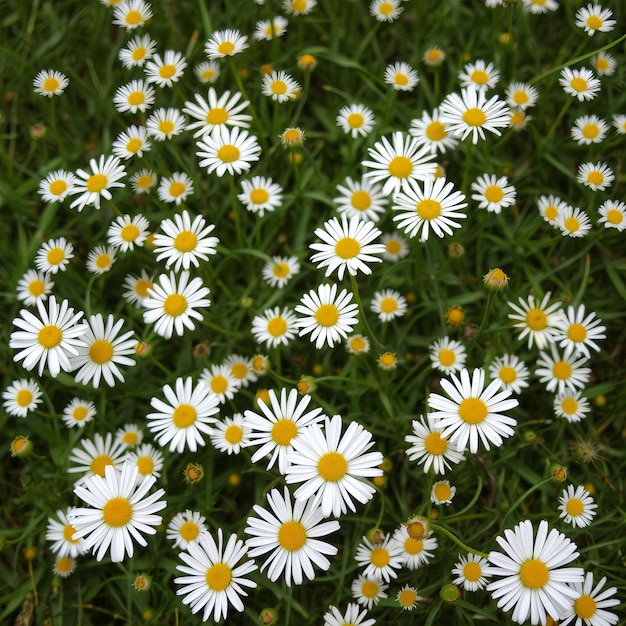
[502,477,554,523]
[228,175,244,249]
[430,522,489,558]
[349,274,383,350]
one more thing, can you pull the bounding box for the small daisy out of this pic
[555,304,606,358]
[507,291,562,349]
[409,107,459,154]
[113,79,155,114]
[115,423,143,448]
[352,575,388,610]
[471,173,516,213]
[283,0,317,15]
[204,29,249,60]
[370,0,403,22]
[439,87,511,144]
[143,271,211,339]
[346,334,370,355]
[423,45,446,67]
[53,556,76,578]
[62,398,96,428]
[46,507,88,558]
[323,603,375,626]
[598,199,626,231]
[209,413,251,455]
[355,534,404,582]
[557,206,592,238]
[381,232,409,261]
[112,126,151,160]
[590,51,616,76]
[558,485,597,528]
[378,352,398,370]
[505,82,539,110]
[362,131,436,195]
[535,345,591,394]
[612,114,626,135]
[174,529,257,622]
[86,245,117,275]
[147,376,220,453]
[118,33,156,68]
[488,354,530,394]
[560,572,620,626]
[251,306,298,348]
[196,126,262,177]
[577,161,614,191]
[262,70,301,102]
[458,59,500,92]
[537,194,570,226]
[254,16,289,40]
[575,3,615,36]
[238,176,283,216]
[194,60,220,84]
[112,0,153,30]
[559,67,601,102]
[199,364,241,404]
[404,415,465,474]
[245,486,340,586]
[428,367,519,454]
[452,553,491,591]
[431,479,456,504]
[146,108,186,143]
[371,289,407,322]
[284,414,384,518]
[38,169,76,203]
[144,50,187,88]
[571,115,608,145]
[70,463,166,562]
[429,337,466,374]
[10,296,85,377]
[130,168,157,194]
[107,213,149,252]
[392,176,468,241]
[295,283,359,349]
[167,510,209,550]
[16,269,53,306]
[68,432,126,482]
[509,108,531,131]
[224,354,257,388]
[2,378,42,418]
[262,255,300,287]
[522,0,559,13]
[125,443,164,482]
[123,270,154,307]
[184,88,251,138]
[389,524,438,569]
[334,176,388,223]
[33,69,68,97]
[336,103,376,139]
[70,155,126,211]
[397,585,419,611]
[553,389,591,423]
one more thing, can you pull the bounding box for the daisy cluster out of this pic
[4,0,624,624]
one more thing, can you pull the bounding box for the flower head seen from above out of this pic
[16,269,54,306]
[145,50,187,87]
[346,333,370,355]
[537,194,571,226]
[112,125,151,160]
[507,291,562,350]
[251,306,298,348]
[323,602,375,626]
[471,173,516,213]
[62,398,96,429]
[488,353,530,394]
[196,126,262,177]
[283,0,318,15]
[157,172,193,205]
[107,213,150,252]
[558,485,597,528]
[452,553,491,591]
[458,59,500,92]
[390,524,438,569]
[86,245,116,275]
[115,423,143,449]
[167,509,209,550]
[254,15,289,40]
[238,176,283,216]
[46,507,88,558]
[352,575,388,609]
[39,169,77,203]
[334,176,388,223]
[571,115,608,145]
[555,304,606,358]
[199,364,241,404]
[409,107,459,154]
[125,443,164,482]
[371,289,407,322]
[431,479,456,504]
[370,0,403,22]
[112,0,152,31]
[113,79,155,114]
[598,200,626,231]
[590,51,616,76]
[575,3,615,35]
[262,255,300,287]
[355,533,404,582]
[559,572,620,626]
[505,82,539,110]
[429,336,467,374]
[68,432,126,482]
[205,29,249,59]
[535,345,591,394]
[224,354,257,389]
[2,378,42,418]
[146,107,186,141]
[184,88,251,138]
[33,69,69,97]
[577,161,614,191]
[381,231,409,261]
[384,61,419,91]
[553,389,591,423]
[130,168,157,194]
[559,67,601,102]
[123,270,155,307]
[118,33,156,68]
[194,60,220,84]
[261,70,301,102]
[336,103,376,138]
[70,155,126,212]
[209,413,251,455]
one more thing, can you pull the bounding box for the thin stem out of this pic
[430,522,489,558]
[349,274,383,349]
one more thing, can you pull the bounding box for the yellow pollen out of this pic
[388,155,413,178]
[458,397,488,424]
[205,562,232,591]
[125,10,142,25]
[89,339,113,364]
[596,58,609,71]
[510,111,526,126]
[121,224,140,241]
[172,404,197,428]
[217,41,235,55]
[424,431,448,455]
[570,77,588,93]
[72,406,88,421]
[426,121,446,141]
[230,363,248,379]
[545,205,558,220]
[553,360,573,380]
[463,561,482,581]
[463,107,486,126]
[385,239,401,254]
[272,262,290,277]
[606,209,622,224]
[128,91,145,106]
[317,451,348,481]
[438,348,456,367]
[159,64,176,79]
[370,547,390,568]
[63,524,79,544]
[278,520,307,551]
[159,120,175,135]
[225,424,244,444]
[131,46,146,61]
[428,50,442,61]
[283,129,301,143]
[49,180,67,196]
[499,365,517,383]
[210,375,228,394]
[470,69,489,85]
[587,171,604,186]
[379,1,393,15]
[43,77,60,92]
[163,293,187,317]
[567,323,587,343]
[361,580,379,598]
[394,73,409,86]
[566,497,584,516]
[217,144,240,162]
[484,185,504,203]
[271,419,298,446]
[347,112,364,128]
[16,389,33,407]
[526,308,547,330]
[586,15,602,30]
[293,0,307,11]
[433,482,452,501]
[28,279,46,296]
[513,91,529,104]
[55,557,73,573]
[137,456,154,475]
[351,190,371,210]
[87,174,108,193]
[335,236,361,259]
[561,397,578,415]
[417,199,441,220]
[380,297,398,314]
[519,559,549,589]
[174,231,197,252]
[136,174,153,188]
[380,352,396,367]
[95,254,111,269]
[582,124,599,139]
[399,588,417,607]
[564,217,580,232]
[122,432,138,446]
[179,521,200,542]
[135,279,152,298]
[126,138,143,153]
[271,80,287,94]
[91,454,114,477]
[315,303,339,327]
[250,188,269,204]
[350,337,366,352]
[574,594,597,619]
[207,109,227,127]
[267,316,287,337]
[404,537,423,555]
[38,325,62,349]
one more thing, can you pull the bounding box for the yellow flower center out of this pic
[561,397,578,415]
[586,15,602,30]
[587,171,604,186]
[379,1,393,15]
[210,375,228,394]
[128,91,145,106]
[163,293,187,317]
[205,563,232,591]
[394,73,409,86]
[380,297,398,314]
[574,594,597,619]
[566,497,584,516]
[271,80,287,94]
[417,199,441,220]
[570,77,588,93]
[271,419,298,446]
[361,580,379,598]
[278,520,307,551]
[87,174,108,193]
[49,180,67,196]
[510,111,526,126]
[231,364,248,380]
[131,46,146,61]
[159,64,176,79]
[174,231,197,252]
[16,389,33,407]
[519,559,549,589]
[404,537,423,554]
[438,348,456,367]
[606,209,623,224]
[463,561,482,581]
[135,279,152,298]
[380,353,396,368]
[47,247,65,265]
[427,50,442,62]
[513,90,528,105]
[167,183,185,199]
[95,253,111,269]
[89,339,114,364]
[267,316,287,337]
[347,112,364,128]
[43,77,60,92]
[28,279,46,297]
[159,120,175,135]
[225,424,244,444]
[315,303,339,327]
[426,121,446,141]
[72,406,88,421]
[470,69,489,85]
[424,431,448,455]
[136,174,153,189]
[55,557,73,573]
[272,262,290,277]
[137,456,154,475]
[217,41,235,55]
[484,185,504,203]
[125,10,142,25]
[217,144,240,162]
[202,108,227,126]
[567,323,587,343]
[582,124,599,139]
[91,454,114,477]
[179,521,200,542]
[351,190,371,211]
[63,524,79,544]
[544,205,558,221]
[458,397,488,424]
[385,239,401,254]
[499,365,517,383]
[433,482,452,501]
[172,404,197,428]
[526,308,547,330]
[121,224,140,241]
[38,325,62,349]
[463,108,486,126]
[335,236,361,259]
[317,451,348,481]
[388,155,413,179]
[595,58,609,71]
[293,0,307,10]
[370,547,390,568]
[126,138,143,153]
[349,336,366,352]
[553,360,572,380]
[122,432,138,446]
[399,588,417,608]
[250,188,269,204]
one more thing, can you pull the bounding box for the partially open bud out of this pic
[406,516,430,540]
[367,528,385,545]
[10,436,33,458]
[483,268,509,290]
[551,465,568,482]
[440,583,460,603]
[183,462,204,485]
[134,573,151,591]
[259,607,278,625]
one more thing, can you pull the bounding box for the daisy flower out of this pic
[535,345,591,393]
[392,176,468,241]
[559,68,601,102]
[184,88,251,138]
[157,172,194,205]
[262,70,301,102]
[439,87,511,144]
[283,0,317,15]
[167,510,209,550]
[554,389,591,423]
[397,585,420,611]
[558,485,597,528]
[431,479,456,504]
[16,269,53,306]
[243,387,324,474]
[262,256,300,287]
[238,176,283,216]
[428,367,519,453]
[362,131,436,195]
[2,378,42,418]
[310,215,385,280]
[147,376,220,453]
[62,398,96,428]
[245,487,339,586]
[112,125,151,159]
[251,306,298,348]
[113,79,155,114]
[334,176,388,223]
[142,271,211,339]
[507,291,562,349]
[224,354,257,388]
[115,423,142,448]
[487,519,584,626]
[174,529,257,622]
[204,29,249,59]
[112,0,152,30]
[125,443,164,482]
[194,60,220,84]
[555,304,606,358]
[323,603,375,626]
[370,289,407,322]
[53,557,75,578]
[429,337,466,374]
[522,0,559,12]
[346,334,370,355]
[423,45,446,66]
[590,51,616,76]
[505,82,539,110]
[33,69,68,97]
[199,364,241,404]
[381,232,409,261]
[118,33,156,68]
[295,283,359,349]
[130,168,157,194]
[46,507,88,558]
[144,50,187,87]
[10,296,85,377]
[575,3,615,35]
[86,245,117,274]
[70,463,166,562]
[284,414,384,518]
[571,115,608,145]
[254,16,289,40]
[488,354,530,394]
[107,213,149,252]
[409,107,459,154]
[146,107,186,141]
[352,575,388,609]
[509,109,531,131]
[404,414,465,474]
[38,169,76,203]
[68,432,126,482]
[390,524,438,569]
[209,413,251,454]
[598,199,626,231]
[560,572,620,626]
[196,126,262,177]
[123,270,155,307]
[471,173,516,213]
[355,534,404,582]
[577,161,614,191]
[452,553,491,591]
[71,314,136,388]
[336,103,376,139]
[384,61,419,91]
[458,59,500,91]
[537,194,570,226]
[370,0,403,21]
[70,155,126,211]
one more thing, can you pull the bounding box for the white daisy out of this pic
[560,572,620,626]
[113,79,155,113]
[452,553,491,591]
[423,45,446,66]
[431,479,456,504]
[46,507,88,558]
[112,125,151,160]
[122,270,155,307]
[555,304,606,358]
[262,255,300,288]
[537,194,570,226]
[130,168,157,194]
[68,432,126,482]
[62,398,96,428]
[336,103,376,138]
[115,423,143,448]
[262,70,301,102]
[124,443,164,482]
[598,199,626,231]
[33,69,69,97]
[522,0,559,12]
[251,306,298,348]
[370,0,403,21]
[112,0,152,31]
[575,3,615,36]
[2,378,42,418]
[384,61,419,91]
[409,107,459,154]
[224,354,257,388]
[397,585,419,611]
[429,336,466,374]
[558,485,597,528]
[144,50,187,88]
[284,0,317,14]
[553,389,591,423]
[38,169,76,203]
[535,345,591,394]
[488,354,530,394]
[238,176,283,216]
[53,556,76,578]
[194,60,220,84]
[86,245,117,275]
[571,115,608,145]
[157,172,194,205]
[16,269,54,306]
[389,524,438,569]
[204,29,249,59]
[254,16,289,40]
[70,155,126,211]
[559,67,601,102]
[209,413,251,455]
[577,161,614,191]
[199,364,241,404]
[107,213,150,251]
[167,510,209,550]
[381,232,409,261]
[505,82,539,110]
[471,173,516,213]
[184,88,251,138]
[346,334,370,355]
[458,59,500,91]
[118,33,156,68]
[323,603,375,626]
[355,534,404,582]
[371,289,407,322]
[146,107,186,141]
[196,126,262,177]
[590,51,616,76]
[507,291,562,349]
[351,575,388,609]
[334,176,388,223]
